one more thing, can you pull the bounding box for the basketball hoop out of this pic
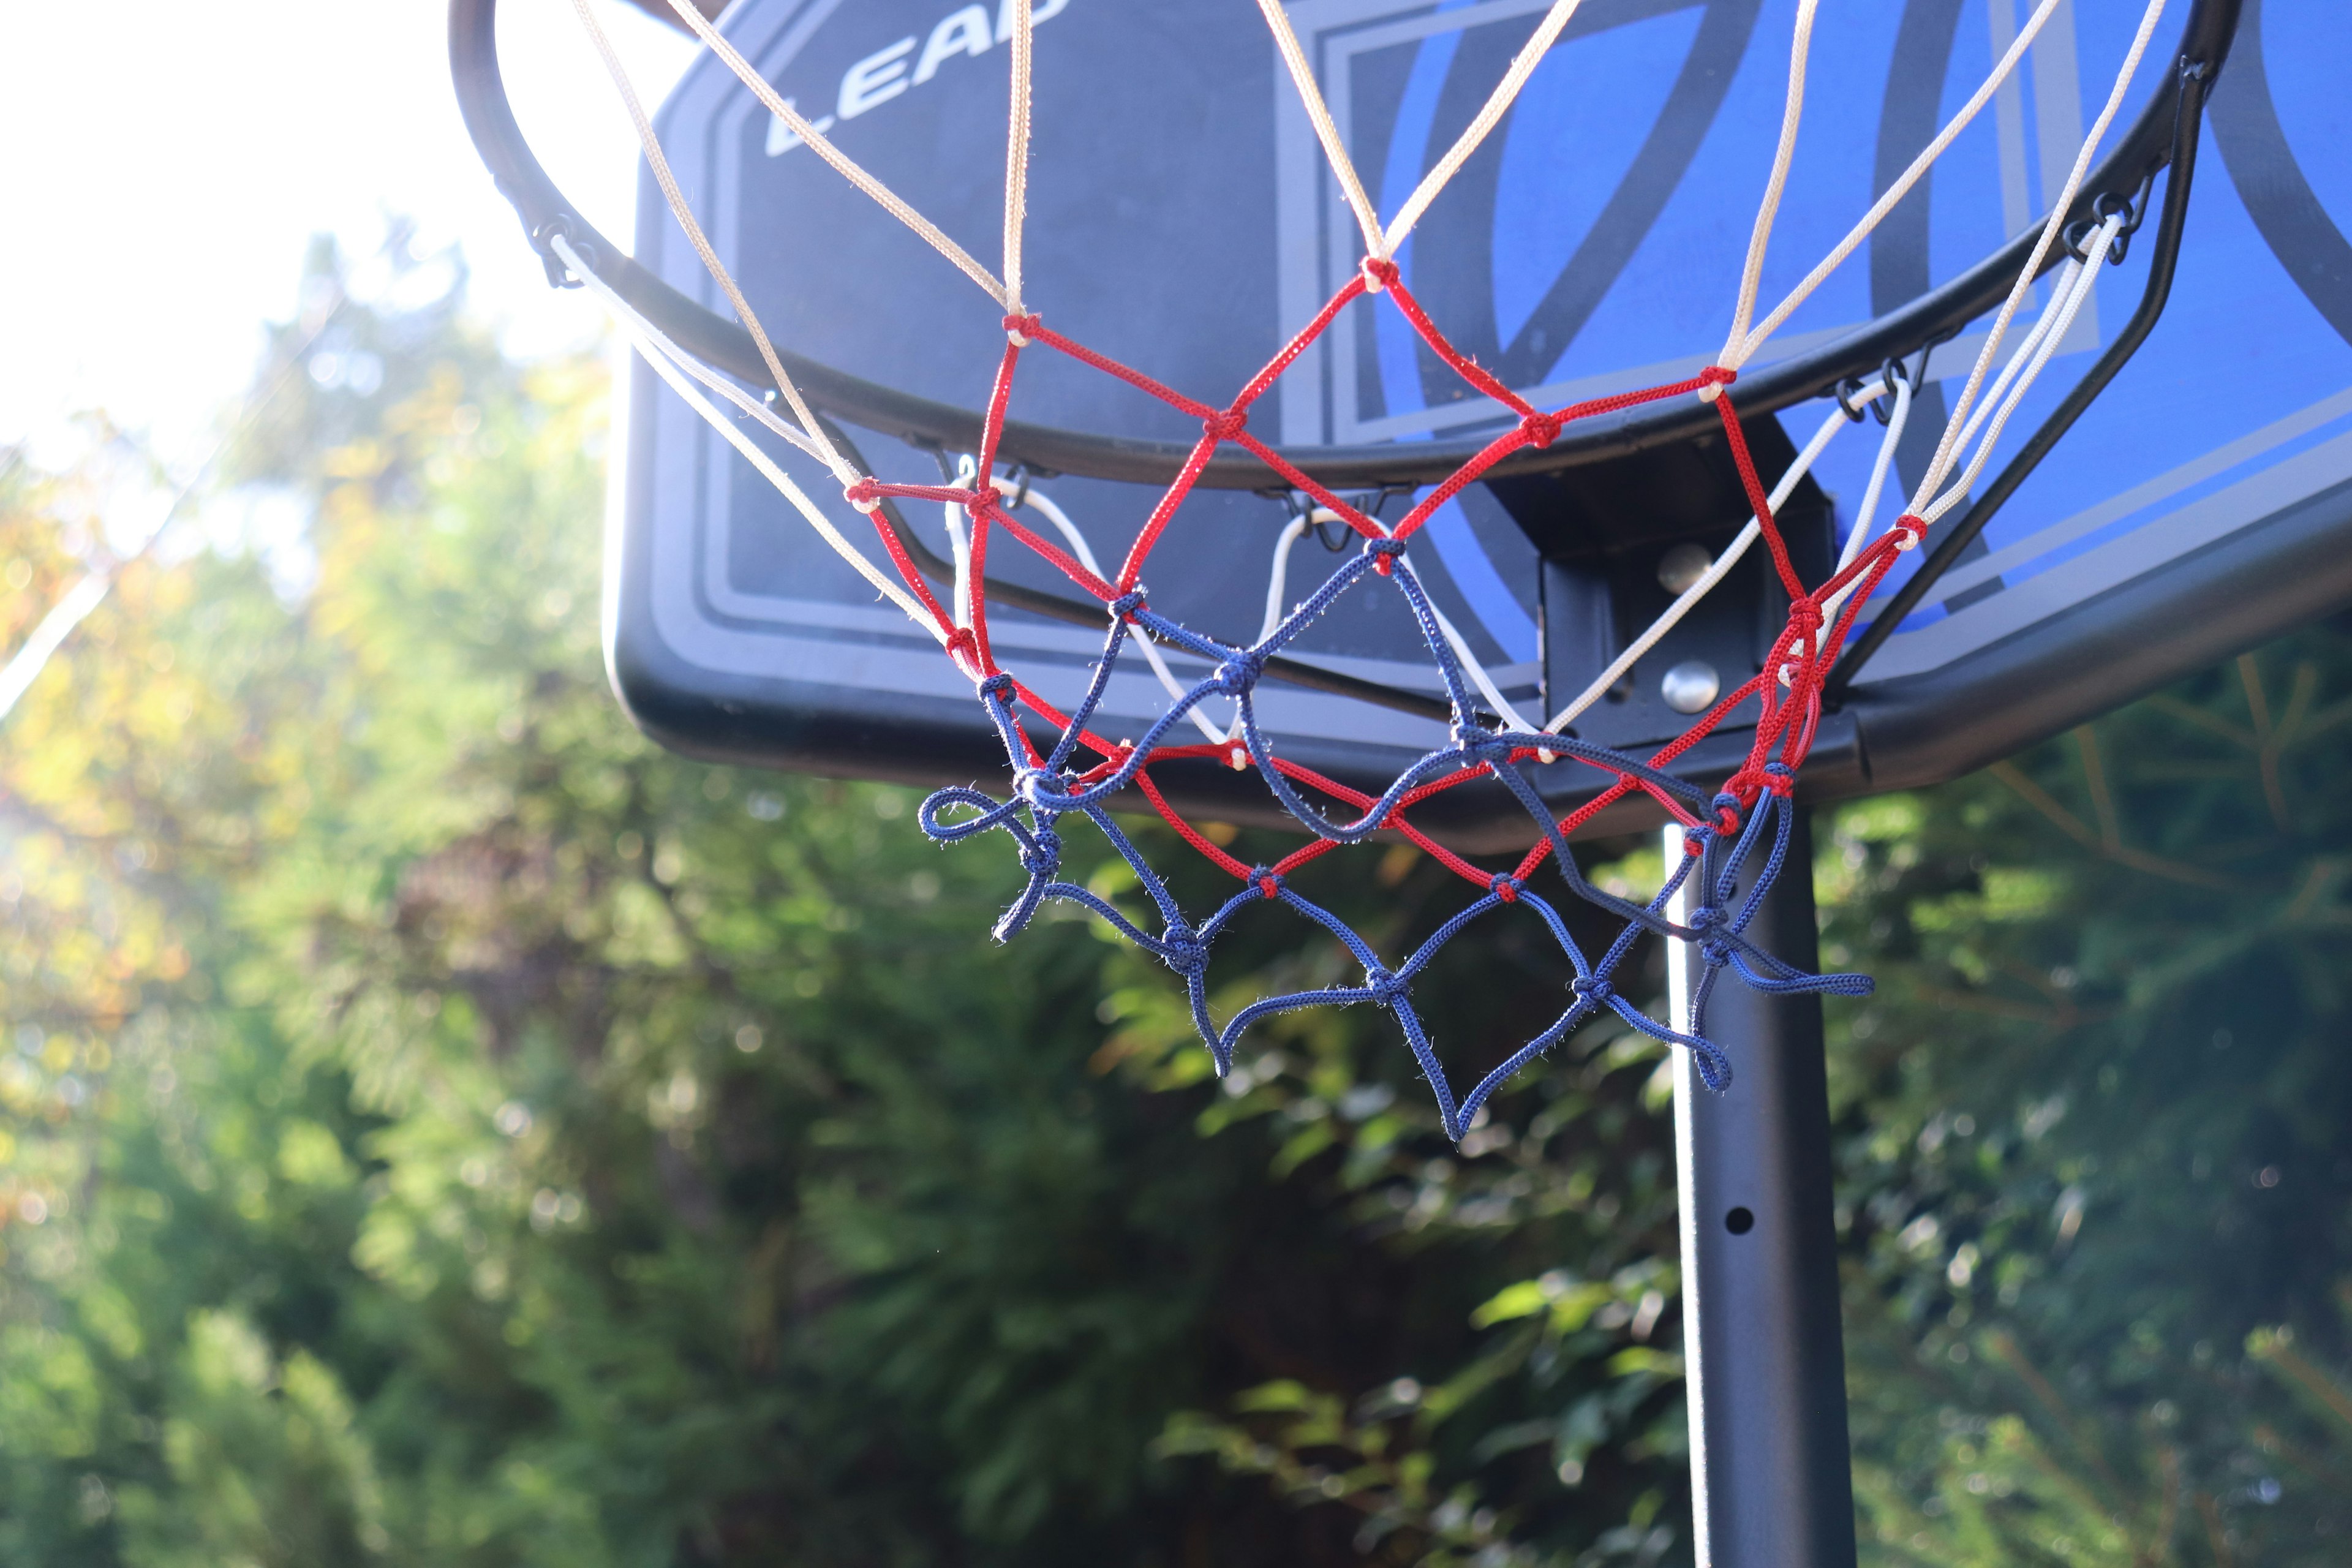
[452,0,2236,1140]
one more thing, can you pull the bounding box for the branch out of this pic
[1909,981,2096,1030]
[2236,654,2292,832]
[1989,760,2242,892]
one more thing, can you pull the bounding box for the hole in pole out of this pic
[1724,1206,1755,1235]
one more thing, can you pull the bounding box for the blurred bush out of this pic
[0,238,2342,1566]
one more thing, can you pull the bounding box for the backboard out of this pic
[595,0,2350,834]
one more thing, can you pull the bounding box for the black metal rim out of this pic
[449,0,2241,492]
[1829,24,2239,694]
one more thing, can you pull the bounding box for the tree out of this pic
[0,239,1695,1567]
[0,233,2343,1567]
[1821,631,2352,1566]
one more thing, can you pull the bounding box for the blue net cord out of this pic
[839,273,1903,1144]
[918,536,1871,1144]
[557,0,2153,1137]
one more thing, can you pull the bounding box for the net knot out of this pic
[1011,765,1060,807]
[1489,872,1523,902]
[945,628,981,667]
[976,671,1016,703]
[1711,791,1744,836]
[1004,312,1041,347]
[1521,410,1565,448]
[1762,761,1795,796]
[1686,904,1736,968]
[1364,966,1410,1007]
[1891,514,1928,551]
[1202,408,1248,443]
[1456,726,1509,763]
[1160,922,1208,978]
[843,478,885,514]
[1250,866,1285,901]
[1569,974,1617,1007]
[1360,256,1400,293]
[1212,647,1266,696]
[1695,364,1737,404]
[1018,825,1062,878]
[1787,598,1825,638]
[1364,535,1406,576]
[1107,589,1148,620]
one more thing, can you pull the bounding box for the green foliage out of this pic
[0,241,1695,1567]
[0,234,2343,1566]
[112,1310,390,1567]
[1822,639,2352,1564]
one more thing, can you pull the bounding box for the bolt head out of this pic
[1660,659,1721,714]
[1657,541,1713,595]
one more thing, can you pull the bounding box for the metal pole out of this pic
[1665,811,1856,1568]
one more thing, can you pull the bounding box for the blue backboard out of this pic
[603,0,2350,814]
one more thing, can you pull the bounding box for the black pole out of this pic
[1665,812,1855,1568]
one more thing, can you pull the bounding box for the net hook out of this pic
[2066,165,2158,266]
[1836,352,1920,428]
[1001,464,1035,511]
[529,216,595,290]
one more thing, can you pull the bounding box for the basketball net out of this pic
[554,0,2171,1140]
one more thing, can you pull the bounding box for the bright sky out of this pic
[0,0,696,473]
